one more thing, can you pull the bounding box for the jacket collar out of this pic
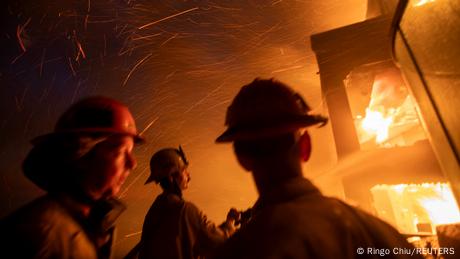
[53,193,126,234]
[254,177,322,212]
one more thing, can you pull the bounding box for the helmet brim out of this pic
[215,114,327,143]
[144,176,155,185]
[31,129,145,146]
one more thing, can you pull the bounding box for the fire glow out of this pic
[355,70,423,147]
[414,0,436,7]
[357,77,400,145]
[371,183,460,234]
[361,108,394,143]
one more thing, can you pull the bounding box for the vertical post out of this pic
[319,71,360,159]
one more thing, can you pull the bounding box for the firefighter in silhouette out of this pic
[136,146,239,259]
[213,78,422,259]
[0,96,143,258]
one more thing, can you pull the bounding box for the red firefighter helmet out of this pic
[32,96,145,144]
[216,78,327,142]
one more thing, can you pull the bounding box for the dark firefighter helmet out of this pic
[145,146,189,184]
[32,96,145,144]
[216,78,328,142]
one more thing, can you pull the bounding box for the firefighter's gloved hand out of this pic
[226,207,241,223]
[219,208,240,236]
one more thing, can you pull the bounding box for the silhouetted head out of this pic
[146,146,190,194]
[216,78,327,173]
[23,96,142,202]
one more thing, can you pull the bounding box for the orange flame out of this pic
[371,183,460,234]
[357,69,422,146]
[361,108,394,143]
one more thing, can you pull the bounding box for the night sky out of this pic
[1,0,367,256]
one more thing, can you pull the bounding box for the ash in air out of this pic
[0,0,367,256]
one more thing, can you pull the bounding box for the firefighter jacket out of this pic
[0,194,123,259]
[138,192,234,259]
[213,177,424,259]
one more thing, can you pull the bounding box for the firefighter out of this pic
[0,96,143,259]
[213,78,423,259]
[137,147,239,259]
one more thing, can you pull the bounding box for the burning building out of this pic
[310,0,460,253]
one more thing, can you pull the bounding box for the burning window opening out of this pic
[345,65,426,149]
[371,183,460,235]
